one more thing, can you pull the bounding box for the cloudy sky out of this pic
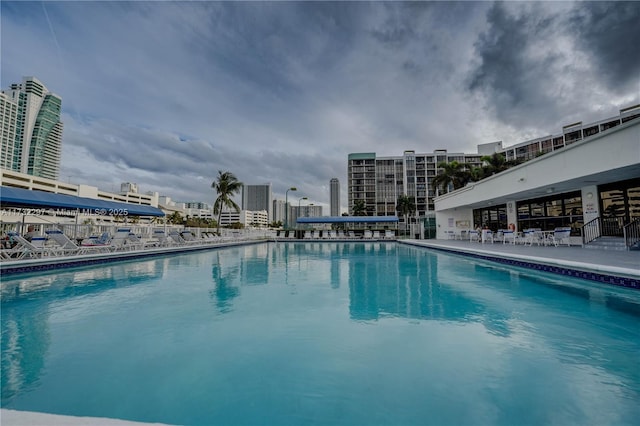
[2,1,639,212]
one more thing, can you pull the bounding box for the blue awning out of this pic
[0,186,165,217]
[297,216,399,224]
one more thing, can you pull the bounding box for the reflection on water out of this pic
[1,242,639,425]
[1,259,168,402]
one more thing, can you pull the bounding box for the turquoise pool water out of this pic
[1,242,639,425]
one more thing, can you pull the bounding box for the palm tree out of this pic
[480,153,509,177]
[352,199,366,216]
[396,194,416,219]
[212,171,243,234]
[432,161,468,194]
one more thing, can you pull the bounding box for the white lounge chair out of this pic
[180,230,202,244]
[150,229,173,247]
[46,229,109,255]
[7,232,60,258]
[384,230,395,239]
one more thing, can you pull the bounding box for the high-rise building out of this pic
[330,178,340,216]
[348,150,483,220]
[1,77,64,179]
[272,199,286,225]
[0,92,18,170]
[242,183,272,220]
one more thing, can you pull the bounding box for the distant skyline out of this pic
[2,1,638,211]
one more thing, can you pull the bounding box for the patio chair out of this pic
[372,231,381,239]
[501,230,516,245]
[524,229,545,246]
[469,230,480,243]
[548,227,572,247]
[364,230,373,239]
[384,230,395,239]
[482,230,494,244]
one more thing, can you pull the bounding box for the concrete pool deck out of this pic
[400,239,639,287]
[0,409,169,425]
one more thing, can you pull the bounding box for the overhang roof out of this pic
[0,186,165,217]
[297,216,399,224]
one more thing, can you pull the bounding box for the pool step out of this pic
[584,236,628,251]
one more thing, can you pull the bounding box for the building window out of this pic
[516,191,582,234]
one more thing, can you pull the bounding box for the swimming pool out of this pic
[2,242,639,425]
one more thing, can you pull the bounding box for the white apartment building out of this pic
[217,209,269,228]
[348,150,483,219]
[1,77,64,180]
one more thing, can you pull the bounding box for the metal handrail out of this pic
[581,216,601,245]
[623,218,640,250]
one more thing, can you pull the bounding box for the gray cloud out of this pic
[568,1,640,92]
[467,2,639,131]
[3,1,637,212]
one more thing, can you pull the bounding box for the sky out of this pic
[2,1,639,213]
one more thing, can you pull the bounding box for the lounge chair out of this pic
[127,232,157,249]
[107,228,136,251]
[364,230,373,239]
[81,232,111,247]
[7,232,60,258]
[372,231,381,239]
[168,230,189,245]
[384,230,395,240]
[46,229,109,255]
[180,230,202,244]
[150,229,173,247]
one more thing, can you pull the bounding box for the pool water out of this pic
[1,242,639,425]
